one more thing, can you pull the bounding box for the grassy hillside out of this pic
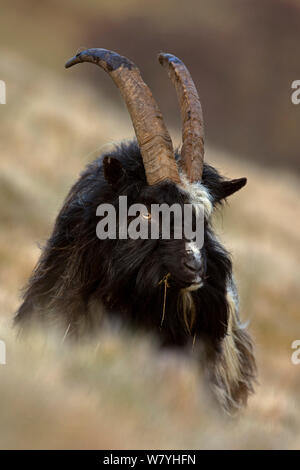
[0,52,300,449]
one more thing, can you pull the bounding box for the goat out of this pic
[15,49,256,412]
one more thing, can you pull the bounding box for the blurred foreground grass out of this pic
[0,51,300,449]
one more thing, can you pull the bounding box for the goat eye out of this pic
[142,212,151,220]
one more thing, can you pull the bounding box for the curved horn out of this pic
[158,53,204,182]
[65,48,180,186]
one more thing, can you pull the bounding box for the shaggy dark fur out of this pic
[15,141,256,412]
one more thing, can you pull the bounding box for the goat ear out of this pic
[217,177,247,201]
[103,156,126,186]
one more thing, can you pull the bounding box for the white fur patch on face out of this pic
[185,241,201,262]
[179,172,213,219]
[185,241,203,289]
[178,172,212,291]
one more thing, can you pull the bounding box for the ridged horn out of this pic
[158,53,204,182]
[65,48,180,186]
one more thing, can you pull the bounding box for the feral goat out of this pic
[15,49,256,412]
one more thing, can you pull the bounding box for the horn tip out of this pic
[158,52,181,67]
[65,55,81,69]
[158,52,169,66]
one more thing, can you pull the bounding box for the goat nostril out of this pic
[184,260,200,273]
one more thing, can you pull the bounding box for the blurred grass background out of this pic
[0,0,300,449]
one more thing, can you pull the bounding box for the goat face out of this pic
[101,161,204,290]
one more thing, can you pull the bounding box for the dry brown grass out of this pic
[0,52,300,449]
